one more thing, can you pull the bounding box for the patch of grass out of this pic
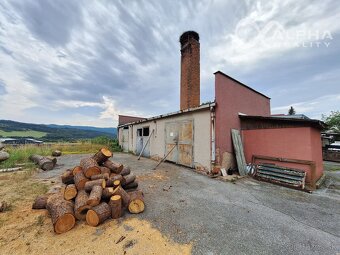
[0,129,46,138]
[35,215,44,226]
[324,164,340,171]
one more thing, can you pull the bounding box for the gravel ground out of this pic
[36,153,340,255]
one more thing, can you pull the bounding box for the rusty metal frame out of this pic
[251,155,317,191]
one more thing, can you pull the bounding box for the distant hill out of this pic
[0,120,116,142]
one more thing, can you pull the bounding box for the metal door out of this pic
[165,120,193,167]
[136,127,150,157]
[122,128,129,152]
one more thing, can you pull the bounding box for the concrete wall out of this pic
[118,109,211,170]
[214,72,271,169]
[242,127,324,184]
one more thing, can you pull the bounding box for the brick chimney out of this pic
[180,31,200,110]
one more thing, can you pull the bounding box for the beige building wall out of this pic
[118,109,211,171]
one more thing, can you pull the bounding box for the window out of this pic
[143,127,150,136]
[123,126,128,129]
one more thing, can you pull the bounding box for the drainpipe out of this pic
[210,105,216,164]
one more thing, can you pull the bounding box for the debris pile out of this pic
[32,148,145,234]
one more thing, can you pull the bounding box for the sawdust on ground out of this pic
[0,170,192,255]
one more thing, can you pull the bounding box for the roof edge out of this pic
[214,71,270,99]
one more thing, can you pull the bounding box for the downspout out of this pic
[210,104,216,165]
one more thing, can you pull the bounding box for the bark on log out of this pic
[72,166,83,176]
[100,166,111,176]
[29,154,57,171]
[102,160,123,174]
[46,194,75,234]
[80,158,101,178]
[112,185,130,208]
[91,173,109,181]
[92,148,112,165]
[120,167,131,176]
[106,174,124,187]
[64,184,77,200]
[32,194,53,209]
[122,174,136,186]
[74,171,89,190]
[84,179,106,192]
[61,169,74,185]
[0,151,9,162]
[86,202,111,227]
[87,185,102,206]
[127,190,145,214]
[123,181,138,190]
[102,187,115,199]
[74,190,91,220]
[52,150,62,157]
[109,195,122,219]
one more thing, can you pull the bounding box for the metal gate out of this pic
[136,127,150,157]
[165,120,193,167]
[121,128,129,152]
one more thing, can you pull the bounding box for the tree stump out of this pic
[61,169,74,185]
[120,167,131,176]
[128,191,145,214]
[86,202,111,227]
[74,171,89,190]
[72,166,83,175]
[84,179,106,192]
[52,150,62,157]
[74,190,91,220]
[64,184,77,200]
[123,181,138,190]
[29,155,57,171]
[91,173,110,181]
[32,194,52,209]
[109,195,122,219]
[112,186,130,208]
[123,174,136,186]
[92,148,112,165]
[102,160,123,174]
[46,194,76,234]
[87,186,103,206]
[80,158,101,178]
[100,167,111,176]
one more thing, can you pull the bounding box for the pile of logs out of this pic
[32,148,145,234]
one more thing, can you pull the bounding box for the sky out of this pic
[0,0,339,127]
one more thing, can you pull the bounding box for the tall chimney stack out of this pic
[179,31,200,110]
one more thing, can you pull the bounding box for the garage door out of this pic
[165,120,193,167]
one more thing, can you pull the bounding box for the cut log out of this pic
[29,154,57,171]
[74,190,91,220]
[74,171,89,190]
[0,143,4,151]
[52,150,62,157]
[61,169,74,185]
[46,194,75,234]
[80,158,101,178]
[32,194,53,209]
[109,195,122,219]
[72,166,83,175]
[112,185,130,208]
[91,173,110,181]
[123,174,136,186]
[120,167,131,176]
[64,184,77,200]
[123,181,138,190]
[86,202,111,227]
[92,148,112,165]
[87,186,102,206]
[84,179,106,192]
[100,166,111,176]
[102,187,115,199]
[127,190,145,214]
[106,174,124,187]
[103,160,123,174]
[0,151,9,162]
[113,180,121,189]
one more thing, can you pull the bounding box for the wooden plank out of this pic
[231,129,247,176]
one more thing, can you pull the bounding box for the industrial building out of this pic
[118,31,325,191]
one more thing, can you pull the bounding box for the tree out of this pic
[322,111,340,132]
[288,106,296,115]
